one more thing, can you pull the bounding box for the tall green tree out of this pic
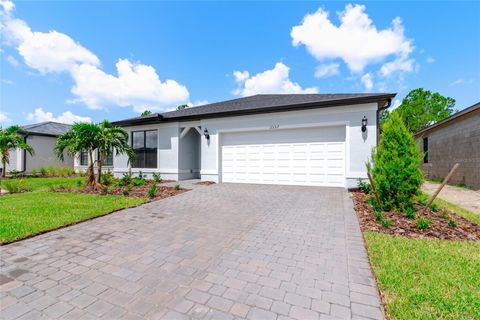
[141,110,152,116]
[55,123,100,187]
[372,112,424,211]
[96,120,135,183]
[0,126,34,178]
[394,88,456,132]
[176,104,189,111]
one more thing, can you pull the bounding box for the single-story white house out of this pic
[1,122,73,174]
[111,93,395,188]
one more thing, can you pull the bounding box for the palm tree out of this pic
[55,122,101,187]
[96,120,135,183]
[0,125,34,178]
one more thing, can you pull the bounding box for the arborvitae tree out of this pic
[372,112,424,211]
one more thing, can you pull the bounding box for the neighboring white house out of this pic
[111,94,395,189]
[0,122,73,174]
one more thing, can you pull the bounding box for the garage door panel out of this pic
[221,127,346,187]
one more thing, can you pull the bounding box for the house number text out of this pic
[270,124,280,129]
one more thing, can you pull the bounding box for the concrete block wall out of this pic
[416,109,480,189]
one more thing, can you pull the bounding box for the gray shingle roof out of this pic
[113,93,396,126]
[22,122,71,136]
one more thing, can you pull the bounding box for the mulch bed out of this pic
[54,181,188,202]
[352,191,480,241]
[194,181,216,186]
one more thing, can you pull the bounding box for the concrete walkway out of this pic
[0,184,383,320]
[422,182,480,214]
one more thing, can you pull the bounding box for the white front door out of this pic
[221,126,346,187]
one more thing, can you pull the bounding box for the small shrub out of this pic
[132,178,146,186]
[374,209,390,229]
[119,170,133,186]
[1,179,28,193]
[439,211,449,219]
[152,172,162,182]
[448,219,457,228]
[40,166,48,176]
[417,217,431,230]
[405,206,416,219]
[372,112,424,211]
[30,168,37,176]
[381,218,391,229]
[416,193,429,206]
[429,203,438,212]
[66,168,75,176]
[78,169,85,177]
[48,166,56,176]
[357,178,372,194]
[101,186,109,195]
[9,170,20,178]
[57,168,67,177]
[147,183,157,198]
[76,180,84,187]
[122,188,130,196]
[175,184,181,190]
[101,170,115,186]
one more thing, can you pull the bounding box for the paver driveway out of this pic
[0,183,383,320]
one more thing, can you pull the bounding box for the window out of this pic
[423,137,428,163]
[80,150,89,166]
[97,150,113,166]
[132,130,158,168]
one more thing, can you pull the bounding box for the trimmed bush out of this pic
[40,166,48,176]
[372,112,423,211]
[1,179,28,193]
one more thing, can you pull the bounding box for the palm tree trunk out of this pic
[1,160,5,178]
[87,150,95,187]
[97,157,103,183]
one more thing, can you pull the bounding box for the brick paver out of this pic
[0,183,383,319]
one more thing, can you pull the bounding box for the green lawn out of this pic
[0,177,146,244]
[365,232,480,320]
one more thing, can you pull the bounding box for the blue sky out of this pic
[1,0,479,125]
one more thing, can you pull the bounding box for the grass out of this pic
[365,232,480,320]
[0,177,146,243]
[433,197,480,225]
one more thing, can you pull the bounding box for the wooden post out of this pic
[367,170,382,210]
[422,163,460,214]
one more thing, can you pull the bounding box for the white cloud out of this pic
[2,18,100,74]
[6,54,19,67]
[361,73,373,91]
[0,0,14,14]
[449,79,464,86]
[70,59,189,112]
[0,111,11,122]
[314,63,340,78]
[1,3,191,113]
[380,56,414,76]
[1,79,14,85]
[25,108,91,124]
[291,4,413,74]
[233,62,318,97]
[426,57,435,63]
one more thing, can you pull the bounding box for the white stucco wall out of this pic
[178,128,201,180]
[198,103,378,188]
[25,135,73,172]
[111,123,181,180]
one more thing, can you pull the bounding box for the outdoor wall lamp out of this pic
[204,128,210,141]
[361,116,368,132]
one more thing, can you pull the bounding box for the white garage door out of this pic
[221,126,346,187]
